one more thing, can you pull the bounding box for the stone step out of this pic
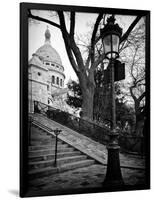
[31,126,48,135]
[30,126,54,138]
[29,126,62,146]
[29,143,67,151]
[29,159,95,179]
[30,137,58,142]
[31,135,52,140]
[30,140,62,146]
[29,151,82,162]
[31,134,54,139]
[29,155,87,170]
[30,139,53,146]
[32,125,53,135]
[29,147,75,157]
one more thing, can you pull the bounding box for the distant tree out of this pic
[66,80,82,109]
[116,98,135,132]
[120,22,146,135]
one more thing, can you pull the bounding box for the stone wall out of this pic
[28,65,48,113]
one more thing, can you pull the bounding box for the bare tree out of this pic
[120,22,145,135]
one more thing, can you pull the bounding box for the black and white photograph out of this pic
[20,3,150,197]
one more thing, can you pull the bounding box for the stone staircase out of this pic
[28,124,96,179]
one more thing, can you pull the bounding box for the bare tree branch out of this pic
[138,91,146,102]
[56,11,79,74]
[58,11,85,75]
[90,53,105,72]
[70,12,75,37]
[120,15,143,43]
[85,50,91,69]
[57,11,68,33]
[130,86,137,101]
[28,9,61,29]
[90,13,104,65]
[65,41,79,74]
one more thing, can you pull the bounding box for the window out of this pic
[47,85,49,91]
[38,72,41,76]
[60,79,62,87]
[56,77,59,85]
[46,62,50,65]
[52,75,55,84]
[51,64,55,67]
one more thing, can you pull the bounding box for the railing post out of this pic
[54,134,58,166]
[53,129,62,167]
[28,116,33,146]
[34,100,37,113]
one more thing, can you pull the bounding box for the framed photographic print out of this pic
[20,2,150,197]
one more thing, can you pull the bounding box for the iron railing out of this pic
[34,101,110,145]
[33,100,144,155]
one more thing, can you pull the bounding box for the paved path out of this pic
[28,164,145,193]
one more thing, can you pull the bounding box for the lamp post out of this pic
[100,15,124,188]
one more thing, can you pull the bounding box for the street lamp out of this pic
[101,15,122,60]
[100,15,124,188]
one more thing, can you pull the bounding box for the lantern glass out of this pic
[112,34,120,55]
[103,33,120,59]
[103,35,112,58]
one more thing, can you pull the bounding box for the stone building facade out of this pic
[28,27,67,113]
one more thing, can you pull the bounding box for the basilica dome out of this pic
[34,27,62,66]
[35,44,62,66]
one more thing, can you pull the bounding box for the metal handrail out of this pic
[34,100,111,131]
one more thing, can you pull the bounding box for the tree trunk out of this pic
[135,113,144,136]
[135,120,144,136]
[81,86,95,121]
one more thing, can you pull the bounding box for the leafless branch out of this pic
[58,11,85,75]
[70,12,75,37]
[28,9,61,29]
[120,15,143,43]
[90,13,104,64]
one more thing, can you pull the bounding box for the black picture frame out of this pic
[20,2,150,198]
